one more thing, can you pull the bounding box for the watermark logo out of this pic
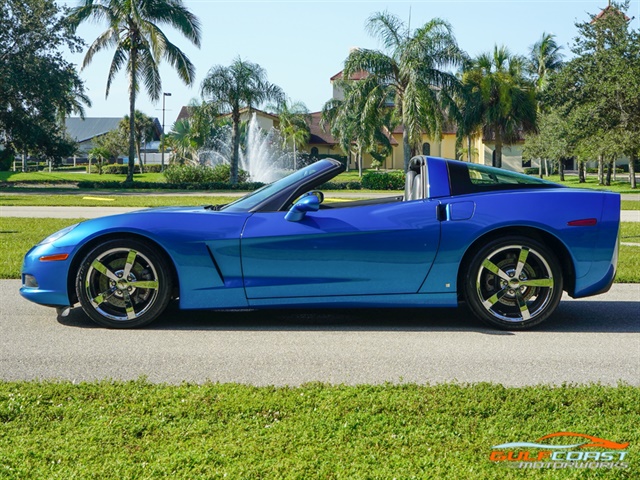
[490,432,629,469]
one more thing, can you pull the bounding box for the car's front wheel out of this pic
[76,239,172,328]
[463,236,563,330]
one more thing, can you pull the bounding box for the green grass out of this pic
[0,218,82,278]
[526,175,639,194]
[0,194,239,208]
[0,380,637,479]
[1,218,638,282]
[0,171,166,183]
[618,222,640,283]
[621,201,640,210]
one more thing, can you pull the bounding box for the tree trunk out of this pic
[544,159,549,177]
[467,135,472,162]
[605,160,612,186]
[126,50,137,184]
[539,158,544,178]
[494,128,503,168]
[559,158,565,182]
[597,155,604,185]
[136,139,144,174]
[346,151,350,172]
[630,152,637,189]
[230,110,240,184]
[579,161,586,183]
[402,127,411,172]
[358,148,363,178]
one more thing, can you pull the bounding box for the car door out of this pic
[240,200,441,299]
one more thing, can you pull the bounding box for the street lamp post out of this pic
[161,92,172,171]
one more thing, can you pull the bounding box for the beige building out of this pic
[302,70,517,171]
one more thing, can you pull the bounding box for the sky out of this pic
[58,0,640,127]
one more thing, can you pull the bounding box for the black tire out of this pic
[463,236,563,330]
[75,239,172,328]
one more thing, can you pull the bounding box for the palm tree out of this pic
[322,78,394,177]
[529,33,564,176]
[462,45,537,168]
[343,11,464,171]
[120,110,155,172]
[270,99,310,170]
[529,32,564,91]
[200,57,284,184]
[69,0,201,183]
[166,118,199,165]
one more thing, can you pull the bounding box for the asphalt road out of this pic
[1,279,638,386]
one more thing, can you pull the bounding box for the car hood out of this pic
[53,205,251,248]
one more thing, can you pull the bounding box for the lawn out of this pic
[0,381,637,478]
[2,218,638,282]
[0,194,239,208]
[0,171,166,184]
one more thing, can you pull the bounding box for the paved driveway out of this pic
[2,280,638,386]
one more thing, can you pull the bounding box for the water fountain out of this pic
[198,113,294,183]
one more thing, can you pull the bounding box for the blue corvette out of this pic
[20,156,620,330]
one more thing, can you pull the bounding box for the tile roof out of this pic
[308,112,337,145]
[330,70,369,81]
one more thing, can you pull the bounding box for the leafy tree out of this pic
[0,0,89,169]
[462,45,537,168]
[544,1,639,187]
[269,99,310,170]
[69,0,202,183]
[94,128,127,160]
[523,110,571,180]
[200,57,284,184]
[343,11,464,171]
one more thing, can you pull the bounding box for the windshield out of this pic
[221,160,338,212]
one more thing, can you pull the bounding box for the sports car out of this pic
[20,156,620,330]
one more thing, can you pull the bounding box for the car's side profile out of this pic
[20,156,620,330]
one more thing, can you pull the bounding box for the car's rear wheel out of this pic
[76,239,172,328]
[463,236,563,330]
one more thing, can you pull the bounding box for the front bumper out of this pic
[20,243,73,307]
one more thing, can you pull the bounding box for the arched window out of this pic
[422,143,431,156]
[492,149,496,167]
[310,147,319,158]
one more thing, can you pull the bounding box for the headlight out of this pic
[38,224,79,245]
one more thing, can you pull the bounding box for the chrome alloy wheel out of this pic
[84,247,160,322]
[476,245,554,323]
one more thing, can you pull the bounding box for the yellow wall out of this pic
[303,132,492,170]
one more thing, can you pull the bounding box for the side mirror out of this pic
[285,195,320,222]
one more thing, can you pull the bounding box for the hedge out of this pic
[361,171,405,190]
[87,164,164,174]
[76,180,265,190]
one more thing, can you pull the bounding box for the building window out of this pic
[422,143,431,156]
[310,147,319,158]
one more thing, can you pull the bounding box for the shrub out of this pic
[524,167,539,175]
[163,164,248,184]
[76,180,264,191]
[318,181,362,190]
[97,164,164,175]
[361,171,405,190]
